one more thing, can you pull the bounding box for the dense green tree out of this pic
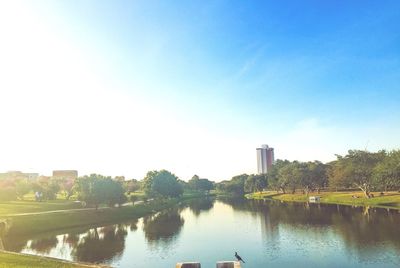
[178,179,191,191]
[74,174,126,209]
[373,150,400,191]
[188,175,214,193]
[57,177,75,200]
[32,177,60,200]
[125,179,141,193]
[0,187,17,201]
[142,170,183,198]
[299,161,327,194]
[329,150,386,198]
[327,158,352,190]
[105,179,127,207]
[266,159,291,191]
[308,161,328,192]
[217,174,248,195]
[188,175,200,191]
[74,174,108,209]
[244,174,266,193]
[15,179,31,200]
[277,163,297,193]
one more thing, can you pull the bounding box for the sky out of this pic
[0,0,399,181]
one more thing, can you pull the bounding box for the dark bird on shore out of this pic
[235,252,245,263]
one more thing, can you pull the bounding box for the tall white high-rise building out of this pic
[256,145,274,174]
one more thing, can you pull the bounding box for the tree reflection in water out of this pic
[220,197,400,264]
[187,197,215,217]
[62,232,79,248]
[3,198,400,267]
[71,224,128,263]
[130,218,139,231]
[142,208,184,244]
[29,237,59,254]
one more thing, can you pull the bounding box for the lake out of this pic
[4,197,400,267]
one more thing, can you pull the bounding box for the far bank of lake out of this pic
[247,191,400,210]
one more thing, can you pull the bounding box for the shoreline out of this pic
[3,193,209,238]
[0,250,110,268]
[246,191,400,210]
[0,193,210,267]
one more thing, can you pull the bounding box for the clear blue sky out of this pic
[0,0,399,180]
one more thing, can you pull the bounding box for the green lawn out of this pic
[0,192,209,268]
[0,200,82,216]
[248,191,400,209]
[2,195,205,237]
[0,251,104,268]
[0,195,206,267]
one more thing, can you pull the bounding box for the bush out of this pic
[0,187,17,201]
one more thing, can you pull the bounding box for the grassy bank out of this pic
[0,200,82,216]
[3,194,205,238]
[247,191,400,209]
[0,193,208,267]
[0,251,109,268]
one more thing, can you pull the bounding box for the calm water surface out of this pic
[4,198,400,268]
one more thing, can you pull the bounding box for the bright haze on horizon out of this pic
[0,1,399,181]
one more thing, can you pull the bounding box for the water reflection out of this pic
[29,236,58,254]
[142,208,184,243]
[221,198,400,265]
[187,197,214,217]
[2,198,400,267]
[71,225,127,263]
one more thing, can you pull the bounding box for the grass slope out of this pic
[0,251,105,268]
[248,191,400,209]
[0,193,209,267]
[0,200,82,216]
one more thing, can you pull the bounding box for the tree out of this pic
[105,179,127,207]
[373,150,400,191]
[244,174,266,193]
[15,179,31,200]
[58,178,75,200]
[188,175,214,193]
[125,179,141,193]
[74,174,125,209]
[267,160,291,192]
[197,179,214,193]
[32,177,60,200]
[178,179,190,192]
[308,161,328,193]
[299,161,327,194]
[277,163,296,194]
[327,157,352,191]
[219,174,248,195]
[331,150,385,198]
[188,175,200,191]
[141,170,183,198]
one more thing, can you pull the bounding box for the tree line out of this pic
[1,149,398,203]
[0,169,215,206]
[216,149,400,198]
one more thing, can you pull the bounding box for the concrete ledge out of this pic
[176,262,201,268]
[216,261,241,268]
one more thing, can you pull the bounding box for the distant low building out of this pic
[52,170,78,181]
[0,171,39,180]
